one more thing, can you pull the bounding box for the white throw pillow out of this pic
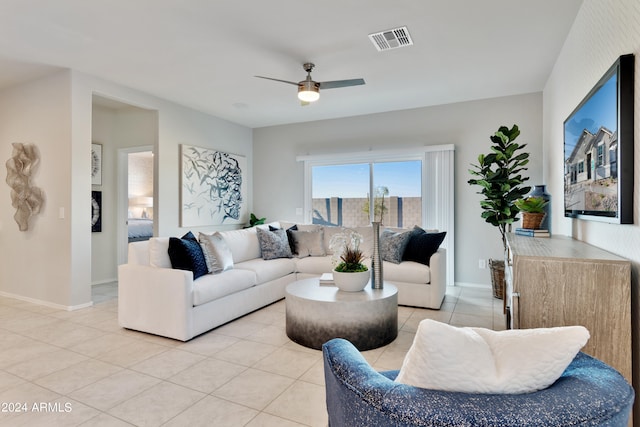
[395,319,590,394]
[148,237,171,268]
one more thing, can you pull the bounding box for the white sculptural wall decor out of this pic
[5,143,45,231]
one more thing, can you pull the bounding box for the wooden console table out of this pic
[505,233,631,383]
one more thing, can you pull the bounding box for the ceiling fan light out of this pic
[298,81,320,102]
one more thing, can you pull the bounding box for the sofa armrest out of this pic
[118,264,194,341]
[428,248,447,306]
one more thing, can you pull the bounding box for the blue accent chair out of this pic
[323,338,634,426]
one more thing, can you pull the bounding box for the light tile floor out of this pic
[0,283,504,427]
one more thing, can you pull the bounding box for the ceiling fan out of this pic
[255,63,365,104]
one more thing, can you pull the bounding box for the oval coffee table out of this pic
[285,278,398,350]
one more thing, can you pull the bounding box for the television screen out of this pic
[563,54,634,223]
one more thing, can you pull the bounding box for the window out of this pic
[299,145,455,285]
[597,144,604,166]
[310,160,421,227]
[609,145,617,178]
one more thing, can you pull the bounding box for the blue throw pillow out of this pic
[168,231,208,279]
[402,227,446,266]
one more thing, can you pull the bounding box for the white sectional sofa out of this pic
[118,222,447,341]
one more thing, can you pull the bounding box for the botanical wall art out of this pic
[5,142,45,231]
[180,144,247,226]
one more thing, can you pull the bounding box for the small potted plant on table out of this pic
[330,230,369,292]
[515,196,548,229]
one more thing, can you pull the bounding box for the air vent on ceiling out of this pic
[368,26,413,51]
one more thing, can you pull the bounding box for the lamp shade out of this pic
[298,81,320,102]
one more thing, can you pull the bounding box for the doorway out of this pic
[117,146,154,265]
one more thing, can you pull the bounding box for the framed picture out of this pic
[563,54,634,224]
[180,144,247,226]
[92,191,102,232]
[91,143,102,186]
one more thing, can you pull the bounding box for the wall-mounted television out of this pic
[564,54,634,224]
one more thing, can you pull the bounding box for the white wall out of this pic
[253,93,543,286]
[91,105,157,284]
[0,70,253,308]
[78,73,254,302]
[0,71,76,307]
[91,106,117,284]
[543,0,640,418]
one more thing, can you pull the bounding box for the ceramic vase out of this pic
[371,222,384,289]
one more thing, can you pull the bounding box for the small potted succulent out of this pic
[329,230,369,292]
[515,196,548,229]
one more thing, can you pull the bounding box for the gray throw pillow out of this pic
[199,232,234,273]
[379,229,413,264]
[290,229,326,257]
[256,227,293,260]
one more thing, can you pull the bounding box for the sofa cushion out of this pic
[352,226,374,257]
[168,232,208,280]
[295,256,334,275]
[257,227,292,260]
[235,258,296,284]
[192,269,257,306]
[128,240,151,265]
[220,227,261,263]
[395,319,590,394]
[403,227,446,266]
[379,229,413,264]
[148,237,171,268]
[383,260,430,284]
[199,232,234,273]
[322,226,346,255]
[290,229,326,257]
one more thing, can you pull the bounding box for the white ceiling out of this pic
[0,0,583,128]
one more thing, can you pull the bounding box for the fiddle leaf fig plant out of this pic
[468,124,531,251]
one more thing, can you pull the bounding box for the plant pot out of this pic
[489,259,504,300]
[333,270,370,292]
[521,212,545,229]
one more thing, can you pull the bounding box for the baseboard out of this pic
[91,278,117,286]
[0,291,93,311]
[453,282,491,289]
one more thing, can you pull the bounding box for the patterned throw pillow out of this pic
[379,229,413,264]
[167,231,208,279]
[270,224,298,254]
[256,227,293,260]
[199,232,234,273]
[402,226,447,266]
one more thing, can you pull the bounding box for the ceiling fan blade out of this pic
[254,76,298,86]
[319,78,365,89]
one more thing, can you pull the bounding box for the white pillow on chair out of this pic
[395,319,589,394]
